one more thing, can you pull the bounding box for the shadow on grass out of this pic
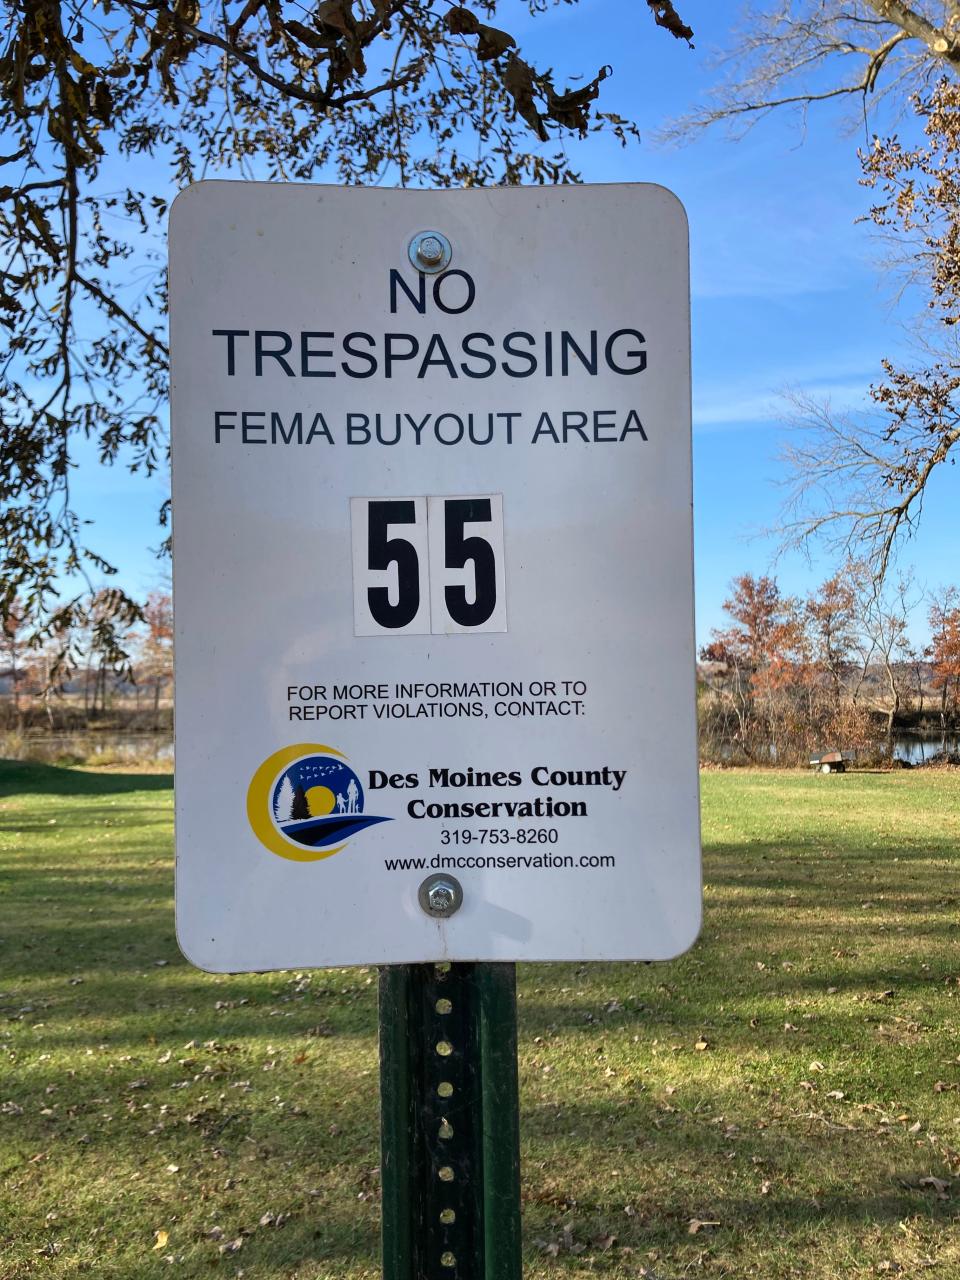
[0,759,172,798]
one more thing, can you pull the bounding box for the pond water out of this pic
[890,733,960,766]
[0,732,173,765]
[2,730,956,770]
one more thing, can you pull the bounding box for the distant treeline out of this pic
[699,567,960,765]
[4,572,959,759]
[0,590,172,730]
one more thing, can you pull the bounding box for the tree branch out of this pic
[74,272,169,357]
[865,1,960,63]
[124,0,421,110]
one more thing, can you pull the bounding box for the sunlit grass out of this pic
[0,762,958,1278]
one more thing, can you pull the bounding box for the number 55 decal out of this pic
[351,495,507,636]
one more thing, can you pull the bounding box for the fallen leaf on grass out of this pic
[562,1226,585,1255]
[218,1237,243,1255]
[152,1230,169,1251]
[688,1218,720,1234]
[592,1233,616,1251]
[694,1039,709,1051]
[918,1176,950,1199]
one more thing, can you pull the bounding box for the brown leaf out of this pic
[315,0,353,36]
[476,24,516,62]
[687,1217,719,1235]
[503,56,547,142]
[283,19,332,50]
[444,6,479,35]
[918,1176,950,1199]
[228,0,268,42]
[646,1,694,44]
[545,65,610,135]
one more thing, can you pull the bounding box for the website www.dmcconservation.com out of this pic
[383,852,616,872]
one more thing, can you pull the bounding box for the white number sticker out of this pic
[427,494,507,635]
[350,496,431,636]
[351,495,506,636]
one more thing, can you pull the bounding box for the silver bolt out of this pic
[429,882,455,911]
[418,873,463,918]
[408,230,452,274]
[417,235,444,266]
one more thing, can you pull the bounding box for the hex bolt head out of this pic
[417,235,444,265]
[418,873,463,919]
[408,230,452,274]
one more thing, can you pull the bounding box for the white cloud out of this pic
[694,374,874,431]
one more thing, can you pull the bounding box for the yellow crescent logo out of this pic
[246,743,348,862]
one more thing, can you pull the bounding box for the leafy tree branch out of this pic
[0,0,692,660]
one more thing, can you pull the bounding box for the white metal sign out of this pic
[169,182,701,971]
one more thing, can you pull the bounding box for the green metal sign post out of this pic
[379,962,522,1280]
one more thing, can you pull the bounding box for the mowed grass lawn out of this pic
[0,762,958,1280]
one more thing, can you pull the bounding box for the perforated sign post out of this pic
[170,182,700,1280]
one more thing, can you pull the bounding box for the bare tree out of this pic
[661,2,960,142]
[852,566,918,748]
[662,8,960,581]
[775,78,960,578]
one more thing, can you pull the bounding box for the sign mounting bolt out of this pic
[409,230,452,274]
[418,873,463,918]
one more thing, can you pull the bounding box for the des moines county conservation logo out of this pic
[246,744,390,861]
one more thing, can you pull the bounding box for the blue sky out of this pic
[68,2,956,645]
